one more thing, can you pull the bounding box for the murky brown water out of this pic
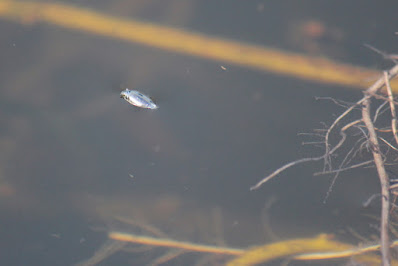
[1,1,398,265]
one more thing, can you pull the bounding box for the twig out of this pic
[251,118,361,190]
[250,156,324,190]
[323,136,370,203]
[364,43,398,64]
[313,160,373,176]
[374,100,390,123]
[250,58,398,265]
[302,141,324,145]
[362,93,391,265]
[371,93,398,106]
[379,137,398,152]
[323,98,368,171]
[315,96,356,109]
[363,194,381,208]
[384,71,398,146]
[251,64,398,190]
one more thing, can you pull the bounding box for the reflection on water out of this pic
[74,193,256,265]
[73,191,392,265]
[76,240,127,266]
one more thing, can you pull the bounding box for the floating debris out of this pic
[120,89,158,109]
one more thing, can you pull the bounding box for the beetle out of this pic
[120,89,158,109]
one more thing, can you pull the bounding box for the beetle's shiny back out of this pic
[120,89,158,109]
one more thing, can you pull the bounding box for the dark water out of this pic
[1,1,398,265]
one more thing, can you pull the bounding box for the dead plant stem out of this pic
[362,95,391,265]
[385,71,398,146]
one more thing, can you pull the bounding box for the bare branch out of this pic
[250,56,398,266]
[362,93,391,265]
[251,65,398,190]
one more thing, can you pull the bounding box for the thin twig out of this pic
[379,137,398,152]
[384,71,398,146]
[297,132,324,137]
[315,96,356,109]
[364,43,398,64]
[250,156,324,190]
[371,93,398,106]
[302,141,324,145]
[314,160,373,176]
[323,98,368,170]
[324,137,370,202]
[374,100,390,123]
[363,194,382,208]
[251,118,361,190]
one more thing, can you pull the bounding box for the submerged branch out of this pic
[362,94,391,265]
[251,55,398,265]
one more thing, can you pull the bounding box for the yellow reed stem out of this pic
[109,231,243,256]
[109,231,396,265]
[295,239,398,260]
[226,234,351,266]
[0,0,396,89]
